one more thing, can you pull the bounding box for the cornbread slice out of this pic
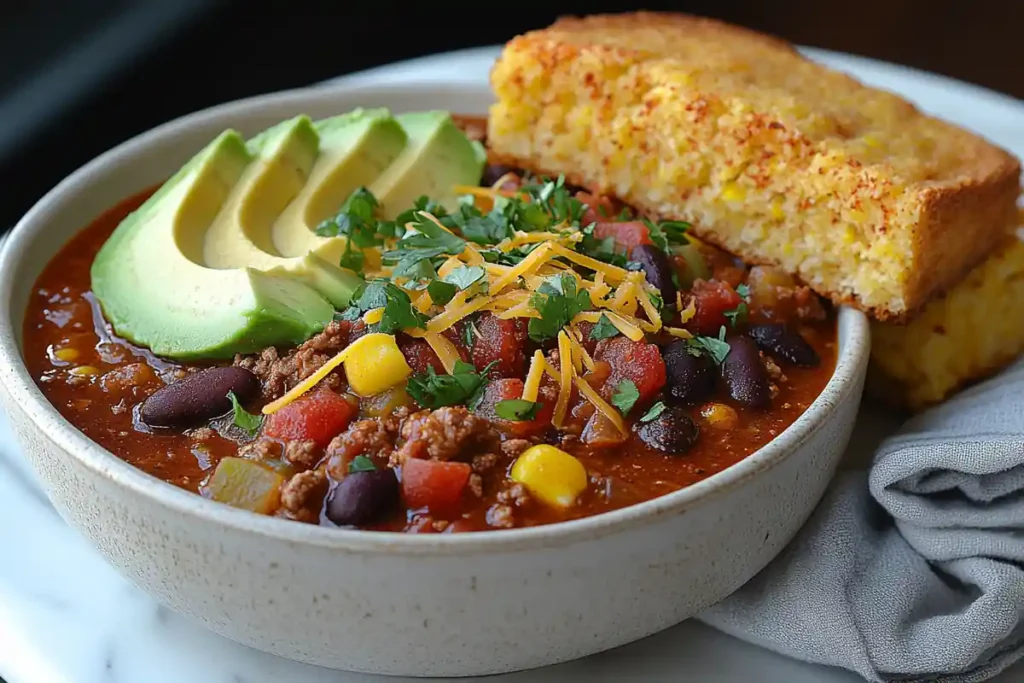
[487,12,1021,320]
[870,227,1024,410]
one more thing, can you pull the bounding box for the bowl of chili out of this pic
[0,80,869,675]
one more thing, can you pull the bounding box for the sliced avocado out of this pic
[272,109,408,257]
[371,111,487,219]
[199,116,361,308]
[272,252,364,308]
[91,131,334,360]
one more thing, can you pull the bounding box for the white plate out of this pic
[1,45,1022,683]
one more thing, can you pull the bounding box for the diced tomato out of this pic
[401,458,472,512]
[458,313,528,379]
[577,191,618,225]
[593,221,654,257]
[573,320,599,354]
[593,337,666,406]
[687,279,743,335]
[475,378,554,437]
[263,388,356,448]
[397,336,445,375]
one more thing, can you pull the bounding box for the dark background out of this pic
[1,0,1021,231]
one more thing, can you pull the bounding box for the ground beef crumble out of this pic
[280,468,327,522]
[397,406,498,462]
[233,320,355,399]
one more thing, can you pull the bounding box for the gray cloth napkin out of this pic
[699,358,1024,683]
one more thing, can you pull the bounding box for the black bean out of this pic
[748,324,820,368]
[140,366,260,428]
[720,336,771,409]
[630,244,677,305]
[662,340,717,404]
[635,404,700,454]
[481,164,521,186]
[325,469,399,527]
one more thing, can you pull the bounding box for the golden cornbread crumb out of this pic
[870,229,1024,410]
[487,12,1021,319]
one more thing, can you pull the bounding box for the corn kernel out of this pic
[719,181,746,203]
[54,348,79,362]
[68,365,99,377]
[700,402,739,430]
[341,333,411,397]
[362,308,384,325]
[510,444,588,508]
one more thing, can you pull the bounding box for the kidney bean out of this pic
[630,244,677,305]
[140,366,259,428]
[662,340,716,404]
[748,324,820,368]
[720,336,771,409]
[635,404,700,454]
[325,468,399,527]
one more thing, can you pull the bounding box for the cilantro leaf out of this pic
[345,280,428,334]
[576,223,629,268]
[382,211,467,279]
[227,391,262,437]
[527,273,593,341]
[589,314,620,340]
[610,379,640,415]
[639,401,667,423]
[495,399,542,421]
[522,175,587,226]
[313,187,387,274]
[443,265,486,290]
[687,326,731,364]
[406,360,495,410]
[427,279,458,306]
[724,302,748,328]
[347,455,377,473]
[737,283,751,299]
[643,219,690,252]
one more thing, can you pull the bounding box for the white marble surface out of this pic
[2,46,1024,683]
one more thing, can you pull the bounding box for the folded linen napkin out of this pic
[699,358,1024,683]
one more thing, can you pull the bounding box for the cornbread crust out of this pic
[487,12,1021,320]
[869,228,1024,410]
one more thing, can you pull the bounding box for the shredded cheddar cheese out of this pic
[553,331,574,428]
[424,332,461,374]
[522,350,547,402]
[573,376,627,436]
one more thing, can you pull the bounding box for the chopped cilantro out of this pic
[589,314,620,340]
[382,212,466,279]
[495,399,542,421]
[687,326,731,364]
[643,219,690,252]
[426,279,457,306]
[521,175,587,226]
[462,316,478,348]
[639,401,667,423]
[527,273,593,342]
[406,360,495,410]
[444,265,486,290]
[347,455,377,473]
[344,280,428,334]
[314,187,388,273]
[576,223,629,268]
[616,207,633,221]
[648,292,664,312]
[611,379,640,415]
[227,391,262,437]
[724,284,751,329]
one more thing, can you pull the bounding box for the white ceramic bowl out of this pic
[0,81,869,676]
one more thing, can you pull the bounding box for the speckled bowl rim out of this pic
[0,80,871,556]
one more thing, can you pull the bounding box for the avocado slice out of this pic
[272,109,408,257]
[90,131,335,360]
[371,111,487,219]
[199,115,361,308]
